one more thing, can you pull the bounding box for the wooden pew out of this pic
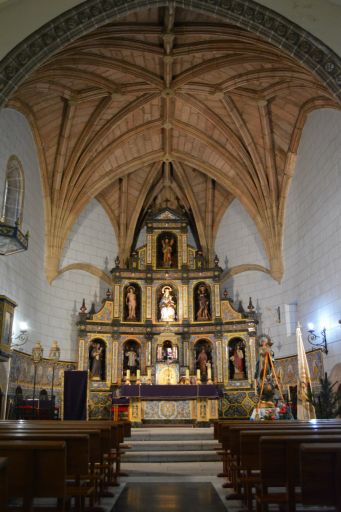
[0,457,8,512]
[0,420,120,492]
[0,440,66,512]
[300,442,341,511]
[0,420,129,487]
[0,423,107,508]
[257,433,341,512]
[221,422,310,494]
[224,422,341,505]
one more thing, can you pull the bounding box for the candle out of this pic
[287,385,291,401]
[147,368,151,378]
[186,368,189,378]
[207,365,212,381]
[126,369,130,380]
[136,369,140,379]
[196,369,201,380]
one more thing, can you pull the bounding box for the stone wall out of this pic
[217,108,341,376]
[0,108,117,361]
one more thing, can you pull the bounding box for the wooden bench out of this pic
[0,457,8,512]
[0,440,66,512]
[300,442,341,511]
[257,433,341,512]
[0,423,107,509]
[0,420,123,495]
[224,422,341,506]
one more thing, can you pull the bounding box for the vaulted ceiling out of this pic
[7,4,340,283]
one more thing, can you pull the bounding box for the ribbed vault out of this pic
[6,4,340,282]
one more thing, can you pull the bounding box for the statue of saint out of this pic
[230,343,245,378]
[197,346,208,376]
[90,342,104,381]
[126,286,137,320]
[196,285,211,320]
[159,285,176,321]
[254,335,274,382]
[161,237,174,267]
[126,348,137,371]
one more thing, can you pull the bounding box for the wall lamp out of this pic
[307,324,328,354]
[11,321,29,348]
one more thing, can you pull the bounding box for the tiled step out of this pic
[126,440,218,452]
[122,450,220,463]
[130,428,213,442]
[123,427,219,463]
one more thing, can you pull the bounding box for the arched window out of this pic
[2,156,24,226]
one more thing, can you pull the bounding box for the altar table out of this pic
[116,385,220,424]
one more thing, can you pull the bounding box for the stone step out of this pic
[130,429,214,442]
[122,450,220,463]
[126,440,218,452]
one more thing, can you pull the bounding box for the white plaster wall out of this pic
[217,108,341,374]
[0,108,117,361]
[61,199,117,271]
[215,199,268,271]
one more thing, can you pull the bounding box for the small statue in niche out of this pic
[125,347,138,374]
[196,284,211,321]
[126,286,137,321]
[161,236,174,267]
[159,285,176,321]
[230,341,246,380]
[89,341,104,381]
[197,346,208,377]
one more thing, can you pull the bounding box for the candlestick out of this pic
[136,369,141,385]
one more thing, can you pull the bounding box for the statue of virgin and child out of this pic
[159,285,176,321]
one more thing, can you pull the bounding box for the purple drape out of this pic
[118,384,219,400]
[63,370,88,420]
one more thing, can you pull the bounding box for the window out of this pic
[2,156,24,226]
[284,302,297,337]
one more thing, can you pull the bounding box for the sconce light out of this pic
[307,324,328,354]
[11,321,29,348]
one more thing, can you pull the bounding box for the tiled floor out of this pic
[107,427,242,512]
[109,461,238,511]
[113,482,227,512]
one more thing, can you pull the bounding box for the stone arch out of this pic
[1,0,341,109]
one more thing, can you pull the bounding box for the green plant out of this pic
[308,372,341,419]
